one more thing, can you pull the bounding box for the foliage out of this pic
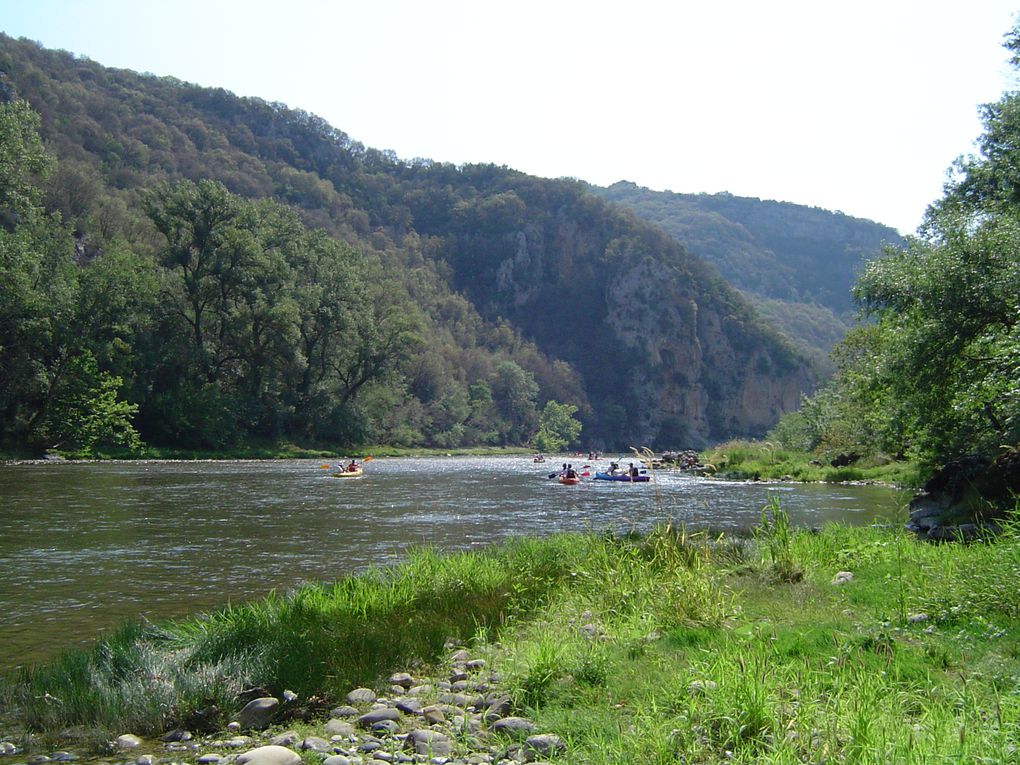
[767,24,1020,469]
[753,495,801,582]
[0,97,143,452]
[37,350,140,454]
[533,399,582,452]
[0,34,838,452]
[701,439,924,486]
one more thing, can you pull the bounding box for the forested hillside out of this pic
[0,35,816,453]
[593,182,904,365]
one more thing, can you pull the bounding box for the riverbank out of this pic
[3,507,1018,764]
[1,444,533,463]
[699,440,926,487]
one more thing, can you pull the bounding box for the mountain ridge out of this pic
[1,34,853,448]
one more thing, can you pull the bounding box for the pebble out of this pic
[11,650,574,765]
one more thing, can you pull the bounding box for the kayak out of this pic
[330,468,364,478]
[594,472,649,482]
[558,475,581,485]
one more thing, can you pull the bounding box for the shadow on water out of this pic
[0,456,903,667]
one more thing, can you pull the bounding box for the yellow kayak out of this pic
[330,467,363,478]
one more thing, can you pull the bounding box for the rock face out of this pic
[603,255,811,445]
[906,450,1020,540]
[448,203,815,448]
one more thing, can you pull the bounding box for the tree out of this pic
[782,24,1020,465]
[37,351,140,454]
[850,217,1020,461]
[0,98,143,452]
[533,400,582,452]
[490,361,539,445]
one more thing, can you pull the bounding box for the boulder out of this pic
[357,707,400,728]
[115,735,142,750]
[524,733,565,760]
[345,687,377,704]
[405,729,453,756]
[492,716,536,738]
[238,697,279,730]
[235,745,302,765]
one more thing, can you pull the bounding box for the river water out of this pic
[0,456,905,669]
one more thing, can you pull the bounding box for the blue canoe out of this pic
[594,472,650,482]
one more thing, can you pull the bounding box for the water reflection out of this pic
[0,456,903,667]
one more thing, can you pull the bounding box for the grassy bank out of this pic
[700,440,927,487]
[4,505,1020,762]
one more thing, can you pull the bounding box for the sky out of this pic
[2,0,1017,234]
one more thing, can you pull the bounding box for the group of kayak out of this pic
[552,460,650,484]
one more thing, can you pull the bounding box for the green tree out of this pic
[37,351,140,454]
[784,24,1020,465]
[0,98,143,452]
[533,400,582,452]
[490,361,539,445]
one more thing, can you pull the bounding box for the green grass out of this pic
[701,440,926,487]
[4,505,1020,763]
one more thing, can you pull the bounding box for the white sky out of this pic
[2,0,1017,234]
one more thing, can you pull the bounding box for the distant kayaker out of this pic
[346,459,359,472]
[629,463,639,478]
[565,464,577,479]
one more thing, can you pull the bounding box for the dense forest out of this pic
[0,34,891,455]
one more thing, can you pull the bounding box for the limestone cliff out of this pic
[442,186,815,447]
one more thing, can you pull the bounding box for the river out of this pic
[0,456,905,669]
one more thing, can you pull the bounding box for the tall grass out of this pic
[9,534,590,739]
[7,512,1020,764]
[701,439,925,486]
[495,512,1020,764]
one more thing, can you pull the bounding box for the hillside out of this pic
[1,35,815,449]
[593,181,904,363]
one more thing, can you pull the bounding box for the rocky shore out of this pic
[0,647,562,765]
[905,450,1019,541]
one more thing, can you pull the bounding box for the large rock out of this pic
[356,707,400,728]
[235,745,301,765]
[115,734,141,750]
[524,733,565,760]
[405,729,452,756]
[238,697,279,730]
[345,687,377,704]
[492,716,536,738]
